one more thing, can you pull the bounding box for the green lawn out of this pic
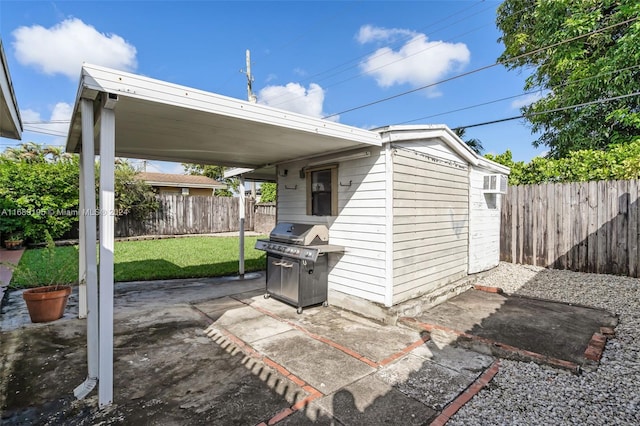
[9,236,267,288]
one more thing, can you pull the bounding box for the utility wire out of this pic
[399,63,640,124]
[297,1,492,86]
[264,1,536,107]
[451,90,640,130]
[266,2,503,107]
[323,16,639,120]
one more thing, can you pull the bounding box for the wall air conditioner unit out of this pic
[483,174,508,194]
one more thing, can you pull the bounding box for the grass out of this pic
[9,236,267,288]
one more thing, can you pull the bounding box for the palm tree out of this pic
[453,128,484,155]
[1,142,72,163]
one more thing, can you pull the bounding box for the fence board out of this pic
[629,180,639,277]
[114,195,259,237]
[501,179,640,277]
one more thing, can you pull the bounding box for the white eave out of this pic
[66,64,381,169]
[0,39,22,140]
[376,124,510,175]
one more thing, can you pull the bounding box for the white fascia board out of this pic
[0,40,22,140]
[77,63,382,146]
[473,157,511,175]
[224,168,255,178]
[145,181,227,189]
[376,124,510,175]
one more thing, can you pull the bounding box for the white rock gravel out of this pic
[449,262,640,426]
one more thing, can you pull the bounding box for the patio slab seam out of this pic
[230,295,430,368]
[191,304,323,425]
[399,317,582,373]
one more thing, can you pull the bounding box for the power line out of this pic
[398,63,640,124]
[297,1,492,86]
[323,15,639,120]
[22,126,68,137]
[451,90,640,130]
[261,1,503,108]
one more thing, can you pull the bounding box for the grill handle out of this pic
[272,260,294,268]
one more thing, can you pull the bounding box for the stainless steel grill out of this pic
[255,222,343,313]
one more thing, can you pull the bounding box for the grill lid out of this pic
[269,222,329,246]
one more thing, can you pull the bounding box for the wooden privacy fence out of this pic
[115,195,258,237]
[501,179,640,277]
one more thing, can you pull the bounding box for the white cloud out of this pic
[356,25,416,44]
[257,82,338,121]
[357,25,470,95]
[511,92,544,109]
[12,17,137,79]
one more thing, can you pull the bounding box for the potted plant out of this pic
[4,231,24,250]
[9,231,74,323]
[0,211,24,250]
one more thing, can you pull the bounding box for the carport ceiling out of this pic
[65,64,381,168]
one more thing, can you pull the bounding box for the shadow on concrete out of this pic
[0,264,623,425]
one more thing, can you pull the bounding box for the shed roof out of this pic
[376,124,510,174]
[0,40,22,140]
[137,172,226,189]
[65,64,382,168]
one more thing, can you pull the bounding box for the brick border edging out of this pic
[399,317,581,373]
[192,305,323,425]
[473,284,504,294]
[192,300,435,425]
[429,360,501,426]
[584,327,615,361]
[230,295,431,369]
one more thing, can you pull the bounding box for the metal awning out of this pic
[0,39,22,140]
[64,63,382,409]
[66,64,381,167]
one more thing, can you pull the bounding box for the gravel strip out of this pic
[449,262,640,426]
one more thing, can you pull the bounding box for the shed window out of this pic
[306,165,338,216]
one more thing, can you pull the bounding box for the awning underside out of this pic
[66,64,381,170]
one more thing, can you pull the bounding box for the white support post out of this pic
[78,148,87,319]
[74,98,99,400]
[239,175,245,278]
[98,96,116,408]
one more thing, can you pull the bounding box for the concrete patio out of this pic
[0,270,617,425]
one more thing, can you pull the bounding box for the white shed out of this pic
[267,124,509,320]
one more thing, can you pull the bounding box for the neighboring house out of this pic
[137,172,226,196]
[0,39,22,140]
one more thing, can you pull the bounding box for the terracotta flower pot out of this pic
[4,239,23,250]
[22,285,72,323]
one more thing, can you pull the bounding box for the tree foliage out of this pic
[496,0,640,157]
[182,163,237,197]
[0,145,79,242]
[259,182,277,203]
[453,127,484,154]
[0,144,159,242]
[114,160,159,221]
[485,137,640,185]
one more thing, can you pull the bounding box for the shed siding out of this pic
[391,147,469,304]
[468,166,502,273]
[277,147,387,304]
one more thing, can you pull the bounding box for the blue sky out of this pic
[0,0,547,174]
